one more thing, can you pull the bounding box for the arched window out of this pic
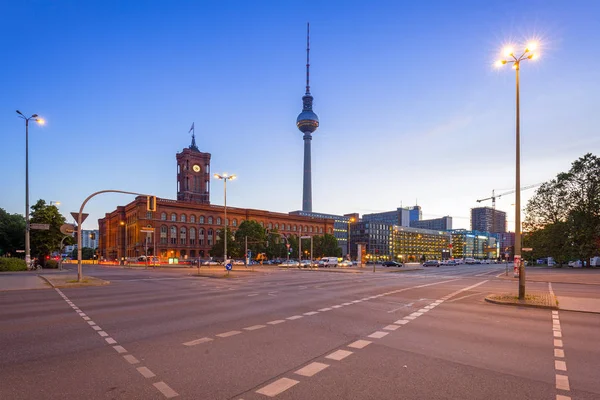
[232,219,237,227]
[190,215,196,223]
[170,213,177,222]
[181,214,186,223]
[160,225,168,244]
[208,216,213,224]
[199,215,205,223]
[189,227,196,245]
[310,226,313,233]
[319,227,323,234]
[170,226,177,244]
[268,223,273,229]
[275,223,279,230]
[180,227,187,245]
[207,229,213,246]
[293,225,297,231]
[216,217,221,225]
[161,212,167,221]
[199,228,205,246]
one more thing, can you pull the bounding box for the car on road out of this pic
[202,259,220,266]
[338,260,353,267]
[423,260,440,267]
[320,257,339,267]
[446,260,458,266]
[299,260,312,268]
[279,260,300,267]
[382,260,403,267]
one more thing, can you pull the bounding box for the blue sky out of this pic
[2,0,600,230]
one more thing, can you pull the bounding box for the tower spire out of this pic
[305,22,311,95]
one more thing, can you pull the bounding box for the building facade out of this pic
[410,216,452,231]
[471,207,507,233]
[449,229,498,260]
[97,138,334,262]
[290,210,353,256]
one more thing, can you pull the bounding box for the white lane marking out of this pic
[106,338,117,345]
[256,377,299,397]
[410,312,423,317]
[87,321,96,326]
[383,324,400,331]
[82,316,91,321]
[552,310,559,316]
[267,320,286,325]
[114,345,127,354]
[417,308,429,313]
[348,340,372,349]
[248,293,259,297]
[555,349,564,358]
[404,316,416,320]
[304,311,319,316]
[446,292,483,303]
[216,331,242,338]
[556,395,571,400]
[244,325,266,331]
[351,300,362,303]
[368,331,389,339]
[137,366,156,378]
[342,302,353,306]
[92,326,102,331]
[556,374,570,391]
[555,360,567,371]
[183,337,213,346]
[554,331,562,338]
[394,320,409,325]
[123,355,140,364]
[295,362,330,377]
[331,305,343,309]
[153,381,179,398]
[325,349,353,361]
[554,339,563,347]
[318,308,332,312]
[287,315,303,320]
[98,331,108,337]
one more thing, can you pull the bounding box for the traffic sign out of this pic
[30,223,50,230]
[70,212,89,224]
[225,263,232,271]
[60,223,76,235]
[522,248,533,252]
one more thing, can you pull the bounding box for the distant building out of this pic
[64,229,99,254]
[449,229,498,259]
[471,207,506,233]
[410,216,452,231]
[290,210,351,256]
[363,205,421,228]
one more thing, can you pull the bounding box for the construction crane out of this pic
[476,183,542,209]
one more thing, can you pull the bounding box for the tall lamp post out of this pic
[214,173,236,264]
[496,42,538,300]
[120,220,128,263]
[16,110,45,266]
[347,217,355,258]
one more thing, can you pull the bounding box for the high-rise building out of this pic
[410,216,452,231]
[470,207,506,233]
[363,206,419,227]
[296,23,319,212]
[409,205,422,223]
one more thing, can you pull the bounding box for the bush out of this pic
[0,257,27,272]
[45,259,59,269]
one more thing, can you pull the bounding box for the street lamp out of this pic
[214,173,236,264]
[16,110,45,266]
[347,217,355,258]
[50,201,61,207]
[496,42,539,300]
[120,220,128,263]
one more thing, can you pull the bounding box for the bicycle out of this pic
[28,260,41,271]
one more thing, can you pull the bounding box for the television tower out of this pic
[296,23,319,212]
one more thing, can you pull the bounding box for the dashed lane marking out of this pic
[183,337,213,346]
[137,366,156,379]
[286,315,303,320]
[113,345,127,354]
[256,377,299,397]
[216,331,242,338]
[294,362,329,377]
[368,331,389,339]
[325,349,353,361]
[123,355,140,364]
[244,325,267,331]
[318,308,332,312]
[383,324,400,331]
[348,340,371,349]
[267,320,286,325]
[153,381,179,398]
[303,311,319,316]
[556,375,570,391]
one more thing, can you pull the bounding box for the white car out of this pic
[202,260,220,266]
[299,260,312,268]
[279,260,300,267]
[338,260,353,267]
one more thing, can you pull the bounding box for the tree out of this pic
[70,247,95,260]
[0,208,25,256]
[210,227,237,259]
[524,153,600,265]
[29,200,68,263]
[313,234,341,258]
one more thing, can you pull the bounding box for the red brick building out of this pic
[98,136,334,261]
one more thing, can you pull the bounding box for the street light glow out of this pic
[36,118,45,125]
[526,41,538,52]
[503,46,514,57]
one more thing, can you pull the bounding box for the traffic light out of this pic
[147,195,157,212]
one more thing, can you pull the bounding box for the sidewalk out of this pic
[0,271,51,291]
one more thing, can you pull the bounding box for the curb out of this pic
[484,294,558,310]
[37,275,56,288]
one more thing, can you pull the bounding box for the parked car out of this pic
[568,260,583,268]
[338,260,353,267]
[299,260,312,268]
[382,260,403,267]
[423,260,440,267]
[320,257,339,267]
[279,260,300,267]
[232,260,245,266]
[464,258,476,265]
[202,259,220,266]
[446,260,458,266]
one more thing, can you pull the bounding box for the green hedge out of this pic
[0,258,27,272]
[45,259,59,269]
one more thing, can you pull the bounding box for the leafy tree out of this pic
[209,227,237,259]
[233,220,267,259]
[0,208,25,256]
[69,247,95,260]
[313,234,341,258]
[29,200,68,263]
[524,153,600,265]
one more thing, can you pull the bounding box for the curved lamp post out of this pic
[214,173,236,264]
[16,110,45,266]
[495,42,539,299]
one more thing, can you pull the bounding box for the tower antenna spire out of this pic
[305,22,310,95]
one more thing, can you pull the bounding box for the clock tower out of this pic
[176,133,211,204]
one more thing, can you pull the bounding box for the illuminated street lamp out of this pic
[496,42,539,300]
[347,217,355,257]
[214,173,236,264]
[16,110,45,266]
[120,220,128,262]
[50,201,61,207]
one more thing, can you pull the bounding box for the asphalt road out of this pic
[1,264,598,399]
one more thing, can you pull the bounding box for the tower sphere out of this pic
[297,110,319,133]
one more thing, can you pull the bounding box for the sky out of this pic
[2,0,600,231]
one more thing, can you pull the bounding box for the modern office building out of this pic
[290,210,353,256]
[410,216,452,231]
[409,205,422,223]
[64,229,99,254]
[449,229,498,259]
[97,137,334,262]
[471,207,507,233]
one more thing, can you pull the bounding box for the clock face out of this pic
[192,164,201,172]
